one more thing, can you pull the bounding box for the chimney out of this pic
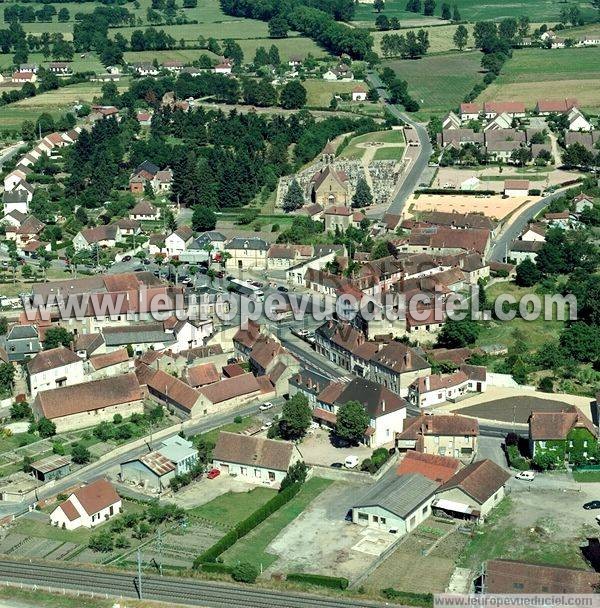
[381,399,386,412]
[424,376,430,391]
[404,351,411,368]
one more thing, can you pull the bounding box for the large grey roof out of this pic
[7,325,38,340]
[102,324,175,347]
[353,473,439,519]
[225,237,269,251]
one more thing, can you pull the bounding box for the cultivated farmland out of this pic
[384,51,482,116]
[477,47,600,112]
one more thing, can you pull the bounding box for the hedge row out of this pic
[287,573,349,590]
[200,562,234,574]
[193,482,302,567]
[382,588,434,607]
[507,445,530,471]
[415,188,496,196]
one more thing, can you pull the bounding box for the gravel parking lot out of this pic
[264,480,398,582]
[299,429,372,467]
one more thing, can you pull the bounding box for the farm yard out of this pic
[477,47,600,113]
[383,51,483,116]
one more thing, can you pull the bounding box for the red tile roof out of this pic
[186,362,220,387]
[199,373,261,405]
[70,479,120,516]
[27,346,80,375]
[439,459,510,504]
[35,373,142,419]
[397,450,459,483]
[213,431,294,471]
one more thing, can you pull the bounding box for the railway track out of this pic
[0,559,391,608]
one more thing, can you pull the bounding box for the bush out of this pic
[200,562,234,574]
[287,573,349,590]
[233,415,243,424]
[231,562,259,583]
[382,588,433,607]
[507,444,529,470]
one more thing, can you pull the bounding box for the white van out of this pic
[344,455,359,469]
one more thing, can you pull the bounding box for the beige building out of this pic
[433,459,510,521]
[396,413,479,460]
[310,165,350,207]
[32,373,144,432]
[224,237,269,270]
[212,431,300,487]
[27,346,85,398]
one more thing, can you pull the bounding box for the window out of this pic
[513,583,524,590]
[254,469,261,478]
[380,517,386,525]
[373,515,379,523]
[422,505,428,515]
[358,512,368,521]
[240,467,247,475]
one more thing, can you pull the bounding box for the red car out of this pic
[207,468,221,479]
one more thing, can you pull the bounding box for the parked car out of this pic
[583,501,600,510]
[259,402,274,411]
[122,255,132,262]
[515,471,535,481]
[330,462,343,469]
[207,468,221,479]
[277,285,289,292]
[260,421,273,431]
[344,455,359,469]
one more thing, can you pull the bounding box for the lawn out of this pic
[123,49,219,65]
[475,280,564,352]
[0,587,116,608]
[384,51,482,116]
[303,79,362,108]
[187,488,277,529]
[0,52,105,73]
[222,477,333,570]
[11,514,96,544]
[193,414,259,446]
[355,0,594,24]
[338,128,405,159]
[572,470,600,483]
[478,47,600,112]
[373,24,477,56]
[235,37,326,61]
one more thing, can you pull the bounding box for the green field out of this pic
[354,0,594,25]
[0,52,105,73]
[384,50,482,115]
[222,477,332,570]
[303,79,363,107]
[0,80,130,130]
[478,47,600,112]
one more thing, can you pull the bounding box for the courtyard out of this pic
[299,428,373,467]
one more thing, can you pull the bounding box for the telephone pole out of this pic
[137,547,143,599]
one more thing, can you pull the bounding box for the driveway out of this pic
[477,436,507,469]
[298,429,373,467]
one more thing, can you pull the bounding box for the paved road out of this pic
[0,560,391,608]
[490,190,564,262]
[0,142,24,169]
[365,72,432,216]
[0,401,283,516]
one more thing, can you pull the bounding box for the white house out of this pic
[73,225,121,251]
[408,365,486,409]
[165,226,194,257]
[27,346,86,398]
[224,237,269,270]
[351,473,439,536]
[212,432,299,488]
[352,85,367,102]
[315,377,408,448]
[520,224,546,242]
[214,58,233,74]
[129,200,160,221]
[504,180,530,197]
[3,190,30,215]
[4,169,28,192]
[567,108,593,132]
[50,479,121,530]
[164,317,212,353]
